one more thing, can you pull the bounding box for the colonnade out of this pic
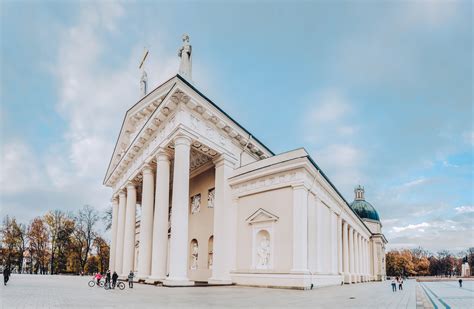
[108,135,233,285]
[341,220,372,283]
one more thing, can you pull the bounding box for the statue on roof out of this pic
[178,34,192,80]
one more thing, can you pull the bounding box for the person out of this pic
[398,278,403,291]
[459,278,463,288]
[128,270,134,288]
[3,267,10,286]
[391,278,397,292]
[95,272,102,287]
[105,270,111,289]
[112,271,118,289]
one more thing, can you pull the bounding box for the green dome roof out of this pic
[350,185,380,222]
[350,200,380,221]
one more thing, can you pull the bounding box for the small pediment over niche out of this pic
[245,208,279,225]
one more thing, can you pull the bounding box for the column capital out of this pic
[119,189,127,197]
[142,163,153,175]
[173,134,192,147]
[156,148,171,162]
[111,196,119,204]
[213,153,237,167]
[126,181,137,190]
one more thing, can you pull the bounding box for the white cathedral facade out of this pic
[105,35,387,289]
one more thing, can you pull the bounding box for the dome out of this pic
[350,185,380,222]
[350,199,380,221]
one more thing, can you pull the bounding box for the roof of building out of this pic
[350,199,380,222]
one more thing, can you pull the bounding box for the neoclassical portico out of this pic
[104,36,386,289]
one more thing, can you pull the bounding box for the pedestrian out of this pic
[398,278,403,291]
[3,267,10,286]
[391,278,397,292]
[105,270,111,289]
[459,279,463,288]
[128,270,134,288]
[112,271,118,289]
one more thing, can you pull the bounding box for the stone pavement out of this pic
[419,280,474,308]
[1,274,417,308]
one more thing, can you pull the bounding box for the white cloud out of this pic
[0,142,42,194]
[392,222,430,233]
[455,206,474,214]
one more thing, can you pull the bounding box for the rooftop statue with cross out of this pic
[178,34,192,81]
[139,48,149,97]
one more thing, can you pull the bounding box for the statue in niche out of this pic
[208,252,213,270]
[208,188,215,208]
[191,194,201,214]
[257,236,271,269]
[191,242,198,270]
[178,34,192,79]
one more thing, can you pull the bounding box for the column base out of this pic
[145,276,165,284]
[344,273,351,284]
[163,278,195,287]
[208,278,233,285]
[137,274,150,281]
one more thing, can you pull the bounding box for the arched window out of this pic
[208,236,214,269]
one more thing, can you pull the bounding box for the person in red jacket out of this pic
[95,272,102,287]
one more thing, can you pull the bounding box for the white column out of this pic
[365,239,369,279]
[337,215,343,276]
[355,233,360,282]
[330,212,338,274]
[348,226,354,283]
[164,135,193,286]
[291,184,309,272]
[137,164,155,279]
[315,197,323,273]
[122,182,137,276]
[115,190,127,275]
[342,221,350,283]
[109,196,119,272]
[150,151,171,280]
[357,234,362,282]
[209,154,235,284]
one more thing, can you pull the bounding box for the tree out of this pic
[27,217,50,274]
[94,236,110,273]
[0,216,23,270]
[44,210,75,274]
[102,206,113,232]
[72,205,99,272]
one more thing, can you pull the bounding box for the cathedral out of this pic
[104,35,387,289]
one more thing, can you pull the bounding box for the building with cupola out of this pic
[105,35,387,289]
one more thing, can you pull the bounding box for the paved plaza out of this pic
[419,280,474,308]
[0,274,420,308]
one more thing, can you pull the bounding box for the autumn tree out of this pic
[71,205,99,272]
[27,217,50,274]
[44,210,76,274]
[93,236,110,273]
[0,216,26,271]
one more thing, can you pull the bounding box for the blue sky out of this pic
[1,0,472,252]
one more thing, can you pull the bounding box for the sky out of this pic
[0,0,472,253]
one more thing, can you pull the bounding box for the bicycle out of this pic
[116,281,125,290]
[88,278,104,287]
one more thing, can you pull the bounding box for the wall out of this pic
[235,187,293,272]
[187,167,215,281]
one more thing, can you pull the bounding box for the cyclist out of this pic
[112,271,118,289]
[95,272,102,287]
[105,270,111,289]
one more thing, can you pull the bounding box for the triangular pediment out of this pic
[104,74,274,187]
[246,208,279,224]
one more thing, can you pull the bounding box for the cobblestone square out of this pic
[0,274,420,308]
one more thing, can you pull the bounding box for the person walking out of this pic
[398,278,403,291]
[128,270,134,288]
[112,271,118,289]
[459,278,463,288]
[3,267,10,286]
[391,278,397,292]
[105,270,111,289]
